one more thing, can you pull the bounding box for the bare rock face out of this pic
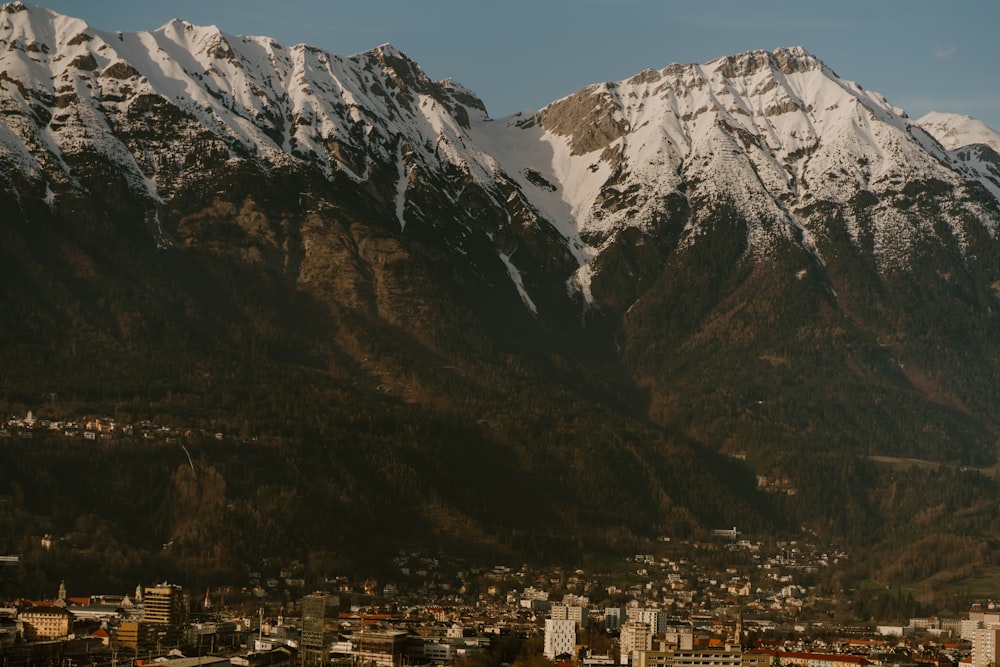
[538,85,631,155]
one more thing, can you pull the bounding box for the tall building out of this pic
[544,618,577,660]
[965,619,987,641]
[551,604,589,628]
[619,621,653,665]
[629,609,669,636]
[301,592,340,666]
[605,607,627,631]
[973,626,1000,667]
[351,628,409,667]
[143,582,188,649]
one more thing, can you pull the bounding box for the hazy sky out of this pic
[38,0,1000,130]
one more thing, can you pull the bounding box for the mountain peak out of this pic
[370,42,406,60]
[1,1,86,31]
[708,46,825,78]
[917,111,1000,152]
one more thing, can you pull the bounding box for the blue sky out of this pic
[38,0,1000,130]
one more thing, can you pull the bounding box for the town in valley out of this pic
[2,532,998,667]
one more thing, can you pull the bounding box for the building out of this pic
[972,626,1000,667]
[300,592,340,665]
[909,617,942,631]
[66,601,122,623]
[552,604,589,628]
[662,628,694,651]
[189,621,241,653]
[231,646,297,667]
[544,618,577,660]
[351,627,410,667]
[632,632,743,667]
[418,635,490,665]
[20,606,74,641]
[745,650,870,667]
[742,650,773,667]
[619,621,653,665]
[116,621,156,650]
[144,583,187,626]
[605,608,627,631]
[636,644,742,667]
[142,582,188,649]
[964,619,986,641]
[630,609,670,636]
[139,658,231,667]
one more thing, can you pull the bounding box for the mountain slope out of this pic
[0,2,781,578]
[471,45,1000,472]
[3,3,1000,587]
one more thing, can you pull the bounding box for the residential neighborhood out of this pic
[0,540,994,667]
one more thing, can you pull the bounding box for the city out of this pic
[1,538,996,667]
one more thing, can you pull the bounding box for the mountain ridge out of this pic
[4,2,1000,589]
[3,0,999,314]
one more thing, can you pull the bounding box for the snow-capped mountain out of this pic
[3,2,999,318]
[0,2,494,221]
[7,2,1000,570]
[477,47,1000,296]
[915,111,1000,205]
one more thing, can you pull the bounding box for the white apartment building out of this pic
[544,618,577,660]
[620,621,653,665]
[972,626,1000,667]
[629,608,669,636]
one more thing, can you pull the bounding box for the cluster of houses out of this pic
[4,573,1000,667]
[2,410,224,442]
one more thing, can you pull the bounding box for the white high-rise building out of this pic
[972,626,1000,667]
[964,619,985,641]
[619,621,653,665]
[544,618,577,660]
[629,608,669,636]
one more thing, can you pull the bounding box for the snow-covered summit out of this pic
[0,1,491,197]
[917,112,1000,152]
[2,6,999,315]
[474,46,998,284]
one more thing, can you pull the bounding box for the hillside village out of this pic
[3,410,230,443]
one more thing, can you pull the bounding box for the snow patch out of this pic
[497,251,537,314]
